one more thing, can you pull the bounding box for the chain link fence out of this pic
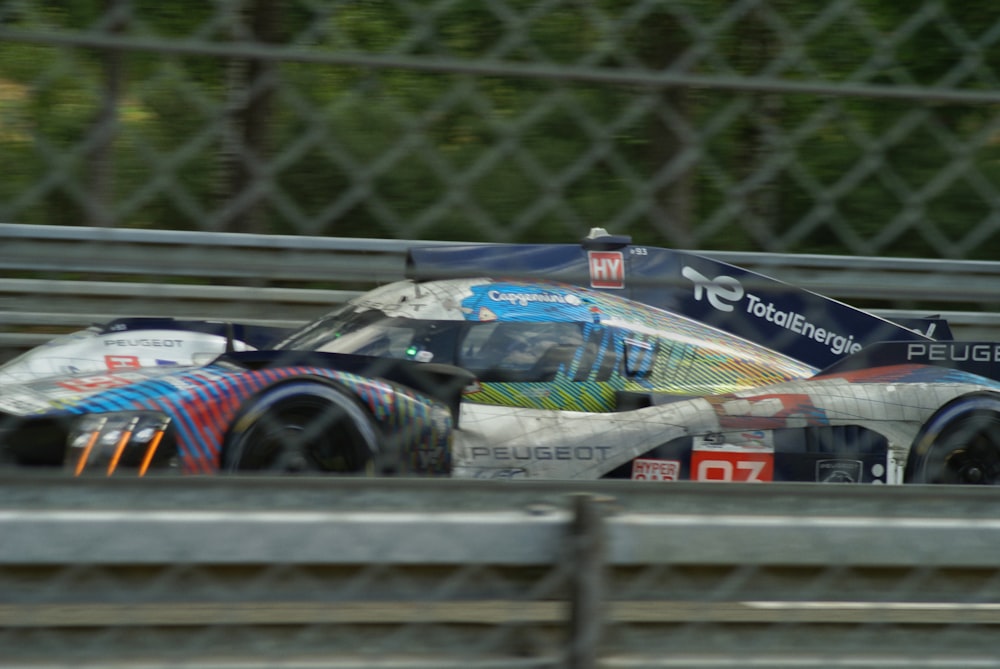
[3,3,1000,667]
[1,0,998,256]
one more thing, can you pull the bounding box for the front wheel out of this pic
[224,382,380,474]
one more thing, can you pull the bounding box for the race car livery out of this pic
[1,232,997,485]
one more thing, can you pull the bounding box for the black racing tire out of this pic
[906,396,1000,485]
[223,381,380,474]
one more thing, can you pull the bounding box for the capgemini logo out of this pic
[681,266,744,312]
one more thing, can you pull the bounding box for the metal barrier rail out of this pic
[2,223,1000,354]
[3,475,1000,668]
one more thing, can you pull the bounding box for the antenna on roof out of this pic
[582,227,631,250]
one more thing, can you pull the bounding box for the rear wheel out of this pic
[224,382,379,474]
[908,407,1000,485]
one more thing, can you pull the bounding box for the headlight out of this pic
[66,412,176,476]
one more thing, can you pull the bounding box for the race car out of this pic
[1,270,1000,485]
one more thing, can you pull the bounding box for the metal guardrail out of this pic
[2,223,1000,355]
[4,475,1000,668]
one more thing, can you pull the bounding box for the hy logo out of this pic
[588,251,624,289]
[681,266,744,312]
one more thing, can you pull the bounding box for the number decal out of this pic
[692,452,773,482]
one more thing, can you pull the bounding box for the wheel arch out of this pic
[904,391,1000,483]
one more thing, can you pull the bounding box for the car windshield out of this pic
[278,308,586,380]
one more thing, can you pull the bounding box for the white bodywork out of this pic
[454,399,720,480]
[5,282,1000,485]
[452,376,1000,484]
[0,327,253,385]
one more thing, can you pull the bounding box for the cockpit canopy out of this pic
[280,308,587,382]
[277,278,816,393]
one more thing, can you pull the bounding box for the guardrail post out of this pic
[567,493,608,669]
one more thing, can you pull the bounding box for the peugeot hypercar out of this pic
[2,231,1000,484]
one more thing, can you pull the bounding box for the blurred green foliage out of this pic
[0,0,997,258]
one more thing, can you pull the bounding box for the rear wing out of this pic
[406,230,944,369]
[819,341,1000,383]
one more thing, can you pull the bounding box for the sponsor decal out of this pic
[105,354,141,370]
[104,338,184,348]
[694,430,773,451]
[681,266,863,357]
[469,445,612,461]
[907,342,1000,363]
[487,290,582,308]
[57,374,135,393]
[631,458,681,481]
[816,459,863,483]
[588,251,625,289]
[682,266,743,312]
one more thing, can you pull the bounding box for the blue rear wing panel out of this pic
[406,237,939,369]
[819,341,1000,383]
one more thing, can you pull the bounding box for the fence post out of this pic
[567,493,608,669]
